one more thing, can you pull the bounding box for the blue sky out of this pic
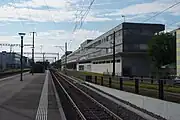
[0,0,180,62]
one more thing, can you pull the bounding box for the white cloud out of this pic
[10,0,76,9]
[165,21,180,31]
[0,29,103,54]
[25,22,38,25]
[72,29,103,41]
[106,0,180,16]
[0,5,75,22]
[0,22,11,26]
[85,16,111,22]
[169,5,180,16]
[0,0,178,23]
[114,14,148,22]
[0,0,110,23]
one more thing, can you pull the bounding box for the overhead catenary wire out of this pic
[10,0,26,31]
[73,0,86,32]
[73,10,81,32]
[31,0,43,25]
[43,0,57,27]
[76,1,127,7]
[166,20,180,31]
[69,0,95,49]
[143,1,180,22]
[80,0,95,28]
[73,0,95,32]
[70,0,87,49]
[25,1,37,31]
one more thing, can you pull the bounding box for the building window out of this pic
[116,59,120,63]
[123,29,128,35]
[79,65,84,70]
[139,44,148,50]
[108,48,112,53]
[177,33,180,38]
[119,30,122,36]
[115,31,118,37]
[106,37,108,42]
[106,61,110,63]
[108,36,111,41]
[141,29,152,35]
[115,30,122,37]
[134,44,139,49]
[106,48,108,53]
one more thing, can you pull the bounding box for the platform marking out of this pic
[35,71,48,120]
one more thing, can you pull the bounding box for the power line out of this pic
[70,0,87,49]
[43,0,57,26]
[143,1,180,22]
[70,0,95,49]
[166,20,180,30]
[79,0,95,29]
[73,10,80,32]
[25,1,37,31]
[73,0,95,32]
[79,8,90,29]
[72,0,86,32]
[10,0,26,31]
[76,1,126,7]
[167,20,180,26]
[31,0,42,26]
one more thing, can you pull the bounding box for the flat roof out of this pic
[83,22,164,48]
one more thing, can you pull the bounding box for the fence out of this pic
[63,70,180,103]
[87,75,166,99]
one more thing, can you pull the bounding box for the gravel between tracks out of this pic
[51,72,80,120]
[57,73,122,120]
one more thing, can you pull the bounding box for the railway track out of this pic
[51,70,123,120]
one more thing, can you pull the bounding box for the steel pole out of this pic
[20,36,23,81]
[32,32,35,75]
[1,53,2,71]
[65,42,67,74]
[58,53,59,60]
[43,53,45,62]
[112,31,116,76]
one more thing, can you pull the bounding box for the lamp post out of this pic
[18,32,26,81]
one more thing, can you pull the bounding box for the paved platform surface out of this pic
[85,82,180,120]
[0,71,65,120]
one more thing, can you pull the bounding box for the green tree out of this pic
[148,32,176,75]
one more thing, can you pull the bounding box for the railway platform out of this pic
[85,81,180,120]
[0,70,65,120]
